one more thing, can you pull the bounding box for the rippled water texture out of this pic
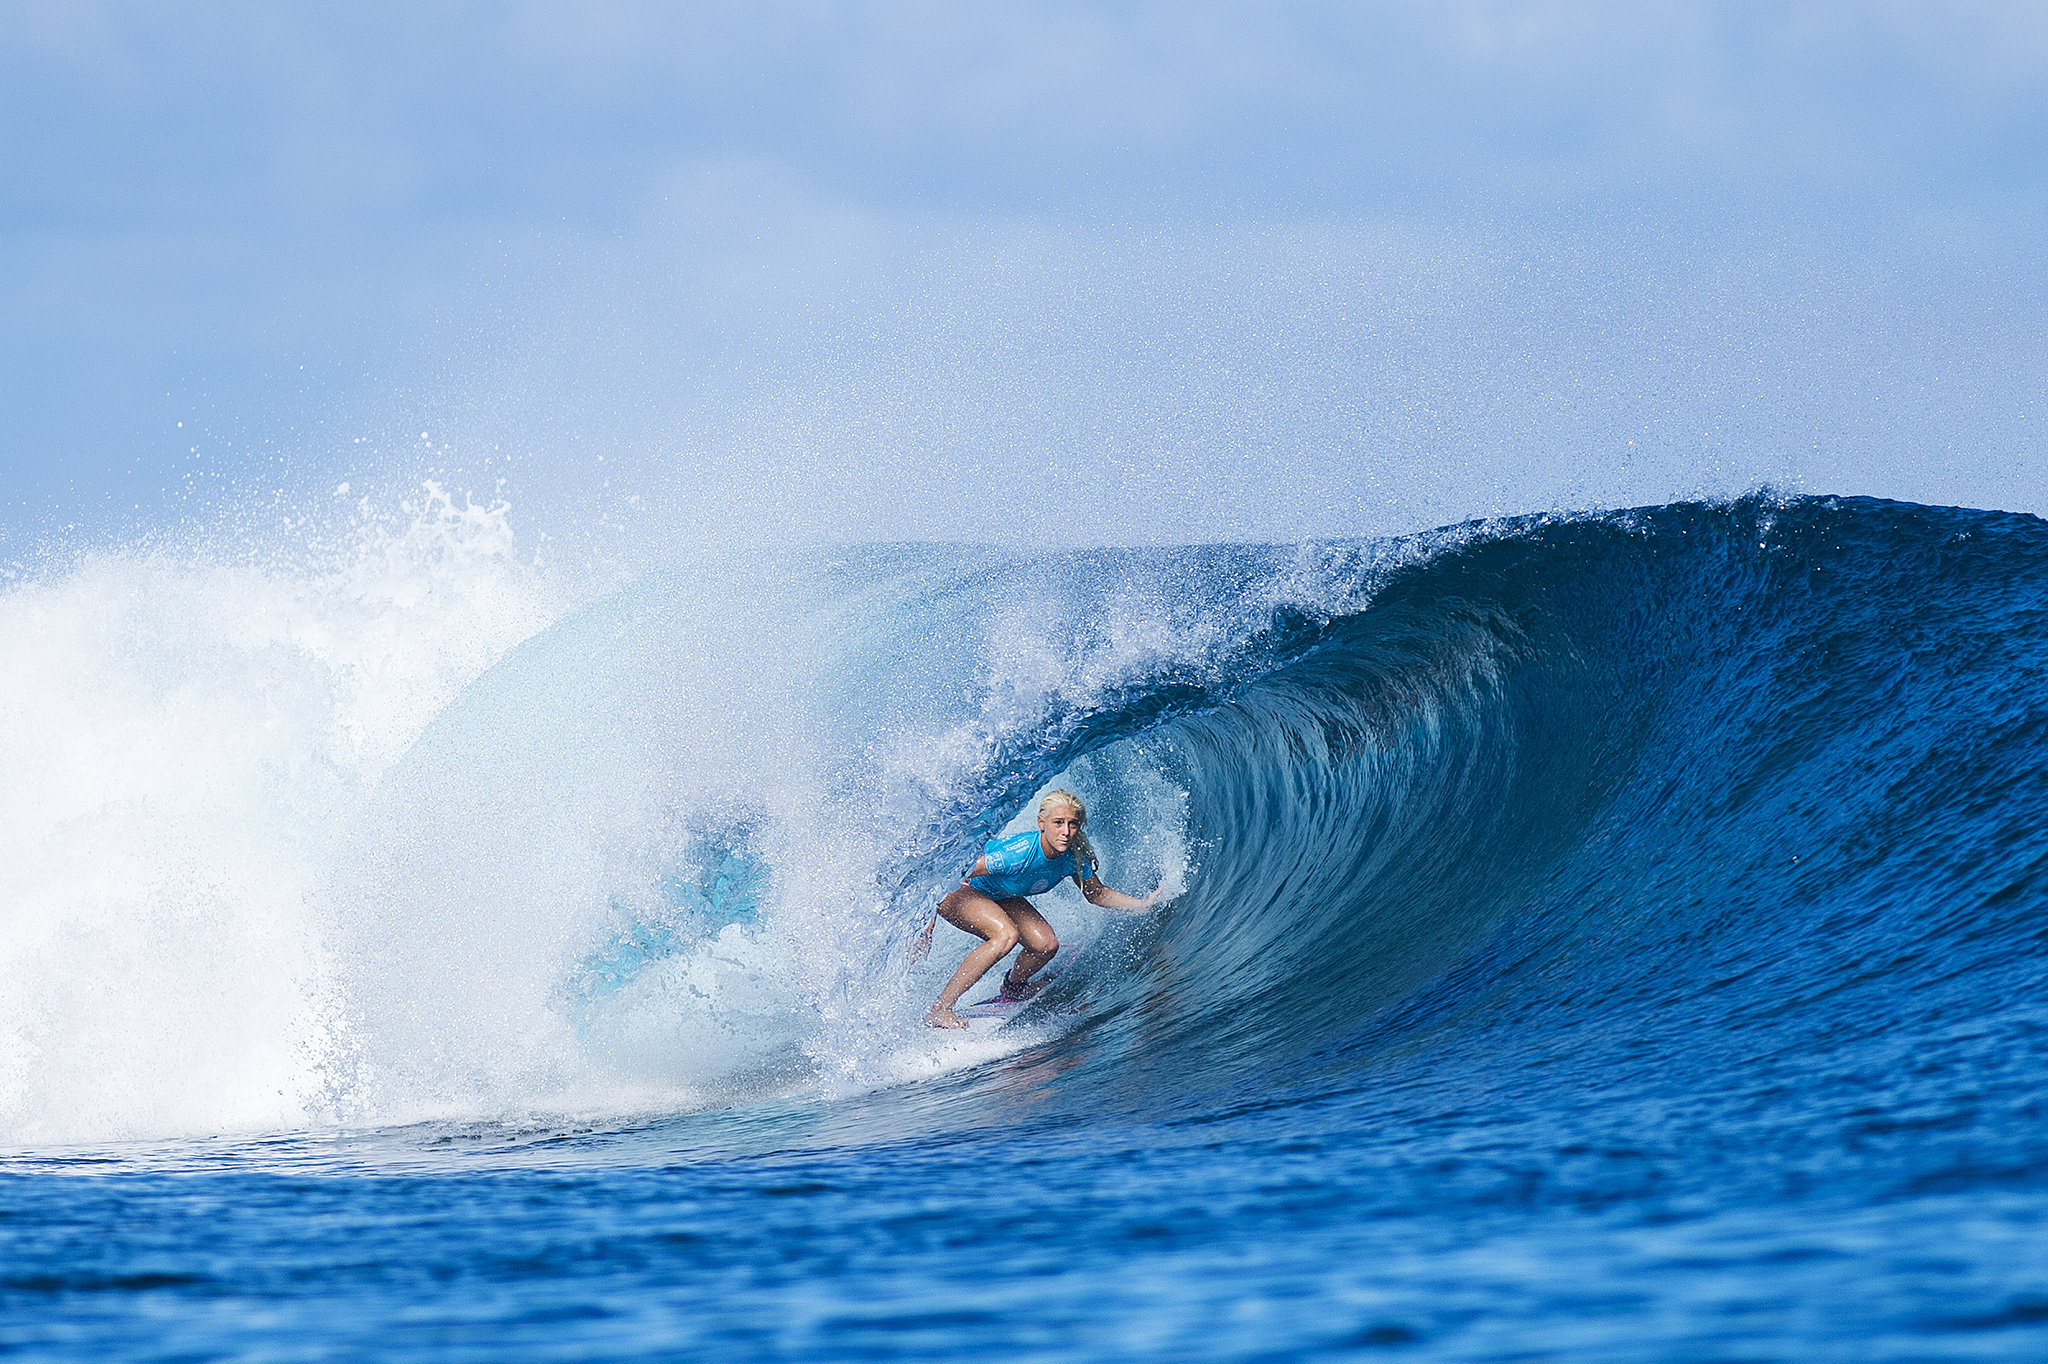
[6,495,2048,1360]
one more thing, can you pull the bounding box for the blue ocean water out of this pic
[6,494,2048,1360]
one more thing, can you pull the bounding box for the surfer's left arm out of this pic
[1081,876,1159,911]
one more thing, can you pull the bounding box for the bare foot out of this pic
[925,1005,967,1030]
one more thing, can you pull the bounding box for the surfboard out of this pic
[953,970,1062,1022]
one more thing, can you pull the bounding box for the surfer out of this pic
[917,789,1158,1029]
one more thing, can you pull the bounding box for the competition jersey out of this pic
[968,830,1096,899]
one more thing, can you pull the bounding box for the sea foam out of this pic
[0,486,560,1145]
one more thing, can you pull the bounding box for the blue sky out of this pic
[4,2,2046,555]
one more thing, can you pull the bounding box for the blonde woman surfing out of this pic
[918,789,1158,1029]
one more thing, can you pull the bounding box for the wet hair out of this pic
[1038,788,1096,888]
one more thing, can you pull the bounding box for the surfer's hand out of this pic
[909,917,935,963]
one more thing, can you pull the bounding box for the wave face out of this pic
[7,494,2048,1358]
[811,492,2048,1156]
[1064,493,2048,1105]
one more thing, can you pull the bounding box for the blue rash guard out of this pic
[968,830,1096,899]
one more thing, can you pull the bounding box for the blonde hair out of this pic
[1039,788,1095,889]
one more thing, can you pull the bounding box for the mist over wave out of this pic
[0,473,1420,1145]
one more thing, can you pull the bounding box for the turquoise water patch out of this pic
[573,838,770,1017]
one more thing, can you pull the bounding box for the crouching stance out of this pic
[920,789,1157,1030]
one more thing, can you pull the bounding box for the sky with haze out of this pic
[4,1,2045,558]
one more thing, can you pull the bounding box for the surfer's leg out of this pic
[926,886,1020,1029]
[999,900,1059,999]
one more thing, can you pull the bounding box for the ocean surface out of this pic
[5,493,2048,1360]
